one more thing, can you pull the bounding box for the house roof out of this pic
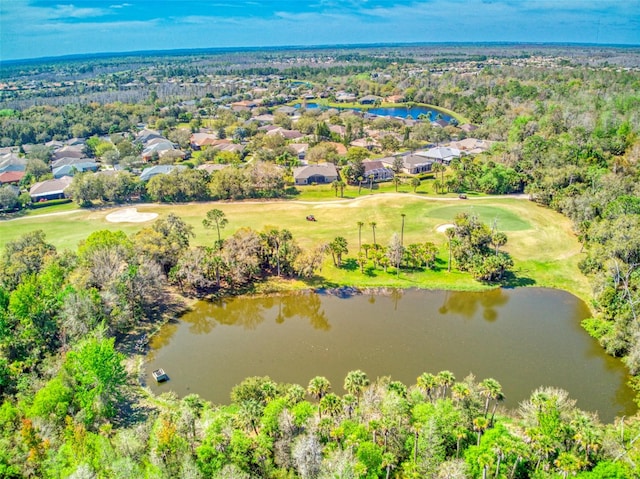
[0,154,27,173]
[350,138,380,149]
[447,138,494,153]
[51,157,93,168]
[197,163,229,174]
[276,106,296,115]
[293,164,338,180]
[363,160,391,172]
[52,146,85,160]
[135,128,163,144]
[29,177,73,197]
[417,146,461,161]
[0,171,25,184]
[52,162,98,177]
[139,164,186,182]
[288,143,309,154]
[266,128,304,140]
[190,133,219,147]
[459,124,478,132]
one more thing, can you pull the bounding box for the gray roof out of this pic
[139,164,186,182]
[293,164,338,180]
[29,177,73,197]
[0,154,27,173]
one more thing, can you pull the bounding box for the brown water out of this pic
[146,288,636,422]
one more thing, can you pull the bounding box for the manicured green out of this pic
[0,194,590,301]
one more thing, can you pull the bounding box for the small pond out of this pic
[296,102,453,121]
[146,288,635,422]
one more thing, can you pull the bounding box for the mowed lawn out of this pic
[0,194,590,300]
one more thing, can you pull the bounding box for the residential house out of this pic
[350,137,380,150]
[459,124,479,133]
[293,164,339,185]
[0,171,25,185]
[0,153,27,173]
[416,146,461,165]
[288,143,309,161]
[335,92,357,102]
[359,95,382,105]
[362,160,394,182]
[197,163,229,175]
[329,125,346,137]
[139,164,187,182]
[141,140,184,162]
[251,114,275,124]
[431,118,450,128]
[447,138,494,155]
[276,106,297,116]
[135,128,163,144]
[29,177,73,201]
[52,145,85,160]
[51,157,93,169]
[381,154,433,175]
[52,161,99,179]
[385,94,405,103]
[190,133,219,150]
[266,128,304,140]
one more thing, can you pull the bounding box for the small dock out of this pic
[152,368,169,383]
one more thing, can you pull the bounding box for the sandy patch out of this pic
[106,207,158,223]
[436,223,456,233]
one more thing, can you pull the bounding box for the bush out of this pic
[29,198,72,209]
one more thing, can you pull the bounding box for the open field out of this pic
[0,193,591,301]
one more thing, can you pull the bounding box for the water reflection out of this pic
[438,289,509,322]
[180,292,330,332]
[147,288,636,421]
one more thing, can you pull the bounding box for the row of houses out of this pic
[292,144,477,185]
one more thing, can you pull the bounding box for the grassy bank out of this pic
[0,193,591,302]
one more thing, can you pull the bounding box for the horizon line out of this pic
[4,40,640,65]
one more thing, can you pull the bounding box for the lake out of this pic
[296,102,454,122]
[146,288,635,422]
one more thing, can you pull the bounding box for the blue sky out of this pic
[1,0,639,61]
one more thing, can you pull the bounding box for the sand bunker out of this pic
[436,223,455,233]
[106,207,158,223]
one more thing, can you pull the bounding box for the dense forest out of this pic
[1,44,640,477]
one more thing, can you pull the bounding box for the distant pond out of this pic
[296,102,454,121]
[146,288,635,422]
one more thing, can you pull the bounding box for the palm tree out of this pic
[452,382,471,405]
[329,236,348,267]
[446,227,456,272]
[370,221,377,246]
[344,370,370,405]
[236,399,262,435]
[417,372,437,402]
[473,416,490,446]
[479,378,503,417]
[393,175,402,192]
[331,180,340,197]
[436,370,456,399]
[400,213,406,246]
[202,208,228,247]
[307,376,331,401]
[338,180,346,198]
[410,177,420,192]
[554,452,582,479]
[491,231,508,255]
[319,393,342,419]
[357,221,364,251]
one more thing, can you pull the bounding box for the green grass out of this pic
[0,194,591,302]
[428,205,531,231]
